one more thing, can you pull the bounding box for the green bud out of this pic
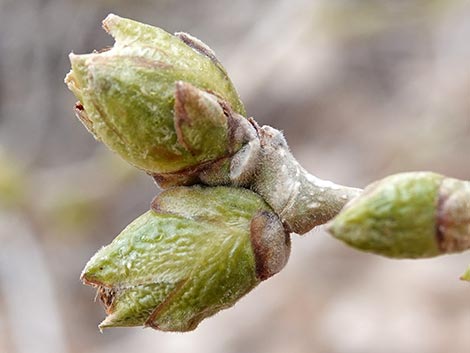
[81,186,290,331]
[65,14,246,174]
[327,172,470,258]
[461,266,470,281]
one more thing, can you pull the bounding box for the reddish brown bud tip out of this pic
[250,211,291,280]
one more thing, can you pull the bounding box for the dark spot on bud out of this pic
[74,102,94,132]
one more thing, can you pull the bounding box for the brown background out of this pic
[1,0,469,352]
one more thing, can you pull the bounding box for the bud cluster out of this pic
[66,15,470,332]
[68,14,296,331]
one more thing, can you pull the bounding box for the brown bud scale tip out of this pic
[250,211,291,280]
[436,178,470,253]
[175,32,222,67]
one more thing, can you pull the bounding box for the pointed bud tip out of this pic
[80,270,98,288]
[98,316,116,330]
[79,270,94,286]
[102,13,120,33]
[175,80,184,88]
[174,81,230,157]
[80,250,112,287]
[174,80,190,101]
[175,31,221,66]
[68,52,87,66]
[66,53,90,90]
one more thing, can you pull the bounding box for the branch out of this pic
[65,14,470,332]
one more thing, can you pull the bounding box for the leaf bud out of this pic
[65,14,246,174]
[328,172,470,258]
[81,186,290,331]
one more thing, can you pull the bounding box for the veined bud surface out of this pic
[327,172,470,258]
[81,186,290,332]
[65,14,246,174]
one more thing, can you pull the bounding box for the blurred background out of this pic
[1,0,470,352]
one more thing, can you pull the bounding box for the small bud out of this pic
[65,14,245,174]
[461,266,470,281]
[81,186,290,331]
[327,172,470,258]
